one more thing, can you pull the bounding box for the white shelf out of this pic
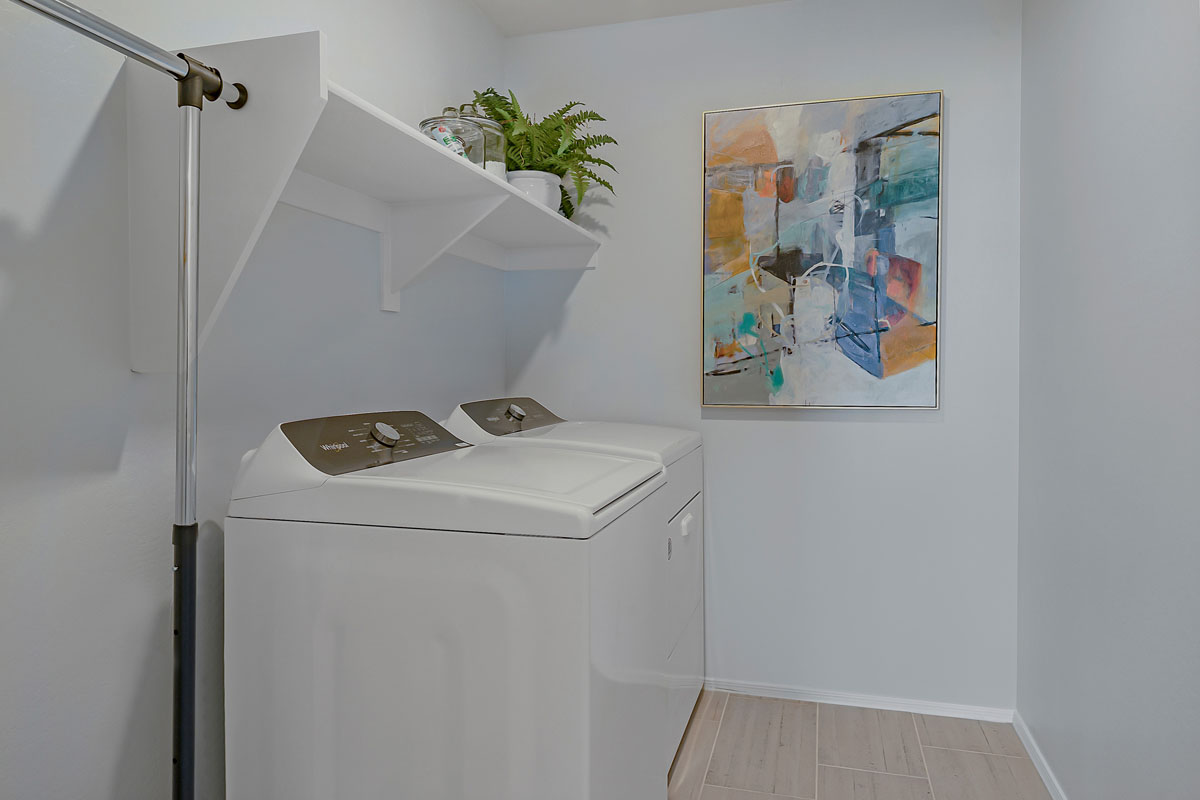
[288,83,600,303]
[126,31,599,373]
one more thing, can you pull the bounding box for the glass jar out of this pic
[419,108,484,167]
[457,103,507,179]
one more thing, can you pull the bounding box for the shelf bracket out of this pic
[383,194,507,309]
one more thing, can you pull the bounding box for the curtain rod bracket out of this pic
[177,53,248,110]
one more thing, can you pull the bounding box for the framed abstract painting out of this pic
[702,91,942,408]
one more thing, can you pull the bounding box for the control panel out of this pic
[458,397,564,436]
[281,411,470,475]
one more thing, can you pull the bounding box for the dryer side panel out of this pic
[588,496,669,798]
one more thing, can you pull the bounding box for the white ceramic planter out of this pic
[507,170,562,211]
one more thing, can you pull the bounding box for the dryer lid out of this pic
[448,397,701,465]
[499,420,702,466]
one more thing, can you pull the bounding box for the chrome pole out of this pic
[176,106,200,530]
[172,103,201,800]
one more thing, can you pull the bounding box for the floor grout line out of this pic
[913,712,938,800]
[920,745,1033,760]
[817,764,931,781]
[701,786,813,800]
[814,702,819,800]
[913,711,926,748]
[912,714,1032,761]
[695,691,730,800]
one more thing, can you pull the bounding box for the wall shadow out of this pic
[0,74,134,476]
[502,267,586,387]
[109,604,172,800]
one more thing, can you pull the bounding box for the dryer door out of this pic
[666,493,704,654]
[664,493,704,760]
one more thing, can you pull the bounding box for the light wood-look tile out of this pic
[818,766,934,800]
[669,690,729,800]
[817,705,926,778]
[913,714,1028,758]
[705,694,818,798]
[923,747,1052,800]
[699,786,795,800]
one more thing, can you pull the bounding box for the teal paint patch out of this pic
[735,311,784,394]
[871,167,939,207]
[769,364,785,391]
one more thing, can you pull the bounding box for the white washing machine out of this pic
[444,397,705,765]
[224,410,671,800]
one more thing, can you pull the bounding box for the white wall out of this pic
[1017,1,1200,797]
[505,0,1023,710]
[0,2,504,799]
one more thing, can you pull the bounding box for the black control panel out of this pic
[459,397,564,436]
[281,411,470,475]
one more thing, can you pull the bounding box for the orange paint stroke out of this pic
[880,322,936,378]
[706,189,745,239]
[707,113,778,168]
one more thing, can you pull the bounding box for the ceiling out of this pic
[471,0,787,36]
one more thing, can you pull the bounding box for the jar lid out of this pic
[418,110,484,134]
[457,103,504,134]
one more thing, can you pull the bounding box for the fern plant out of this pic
[471,88,616,218]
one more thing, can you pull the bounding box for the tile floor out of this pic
[668,691,1053,800]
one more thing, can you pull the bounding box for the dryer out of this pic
[224,411,668,800]
[443,397,704,764]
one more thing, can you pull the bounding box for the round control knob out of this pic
[370,421,401,446]
[505,403,527,422]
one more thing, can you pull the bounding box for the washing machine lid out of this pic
[446,398,701,465]
[227,412,664,538]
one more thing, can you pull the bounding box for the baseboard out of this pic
[1013,710,1069,800]
[703,677,1014,723]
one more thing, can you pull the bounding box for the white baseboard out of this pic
[1013,710,1069,800]
[703,677,1013,723]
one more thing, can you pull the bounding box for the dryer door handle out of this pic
[680,513,694,538]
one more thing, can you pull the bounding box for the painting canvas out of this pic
[703,92,941,408]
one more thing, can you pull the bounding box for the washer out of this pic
[444,397,705,764]
[224,411,669,800]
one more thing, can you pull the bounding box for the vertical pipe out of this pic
[173,103,201,800]
[172,526,197,800]
[177,105,200,529]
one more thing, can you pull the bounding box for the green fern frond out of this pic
[577,133,617,149]
[550,100,585,118]
[578,154,617,172]
[570,171,588,206]
[578,166,615,193]
[563,110,606,127]
[559,187,576,218]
